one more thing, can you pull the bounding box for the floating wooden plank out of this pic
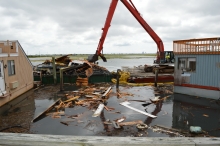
[32,98,61,123]
[63,96,80,103]
[85,95,96,98]
[120,101,157,118]
[119,120,143,126]
[92,104,104,117]
[102,87,112,98]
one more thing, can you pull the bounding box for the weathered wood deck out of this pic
[0,133,220,146]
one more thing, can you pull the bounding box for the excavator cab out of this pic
[154,51,175,64]
[164,51,174,63]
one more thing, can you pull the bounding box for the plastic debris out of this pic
[189,126,202,134]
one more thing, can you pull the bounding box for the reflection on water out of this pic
[173,94,220,137]
[30,85,173,137]
[1,83,220,137]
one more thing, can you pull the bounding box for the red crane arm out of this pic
[120,0,164,61]
[96,0,119,55]
[89,0,164,63]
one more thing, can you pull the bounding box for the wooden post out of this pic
[52,57,57,84]
[60,69,63,91]
[116,69,120,90]
[154,68,158,87]
[7,40,10,57]
[40,71,42,84]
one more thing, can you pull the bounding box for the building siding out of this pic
[0,41,33,107]
[175,54,220,88]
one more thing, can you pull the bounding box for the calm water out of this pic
[30,57,155,72]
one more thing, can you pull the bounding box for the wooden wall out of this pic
[0,41,17,53]
[0,41,33,107]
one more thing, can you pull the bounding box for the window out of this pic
[189,61,196,71]
[8,60,15,76]
[178,57,196,72]
[178,58,186,69]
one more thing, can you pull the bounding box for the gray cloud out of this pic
[0,0,219,54]
[114,42,131,47]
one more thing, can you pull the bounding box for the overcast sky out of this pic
[0,0,219,55]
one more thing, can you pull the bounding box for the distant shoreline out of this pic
[28,54,156,61]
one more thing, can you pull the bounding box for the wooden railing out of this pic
[173,37,220,55]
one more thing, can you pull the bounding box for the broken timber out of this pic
[92,103,105,117]
[120,101,157,118]
[102,87,112,98]
[119,120,143,126]
[63,96,80,103]
[32,98,61,122]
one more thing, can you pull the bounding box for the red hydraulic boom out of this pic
[88,0,165,63]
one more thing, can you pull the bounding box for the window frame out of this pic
[7,60,16,76]
[178,57,196,72]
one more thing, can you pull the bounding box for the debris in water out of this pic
[120,101,157,118]
[114,116,126,123]
[92,104,105,117]
[136,123,148,130]
[119,120,143,126]
[203,114,209,117]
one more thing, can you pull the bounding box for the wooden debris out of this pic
[66,95,74,99]
[150,125,184,137]
[104,106,115,111]
[114,116,126,123]
[117,92,122,98]
[119,120,143,126]
[150,125,212,137]
[150,95,170,104]
[85,95,96,98]
[63,96,80,103]
[128,100,149,102]
[72,91,79,93]
[60,121,69,126]
[52,115,61,118]
[104,106,110,111]
[102,87,112,98]
[164,89,173,94]
[111,120,121,128]
[76,77,88,86]
[47,111,65,116]
[108,111,121,114]
[68,114,80,119]
[92,104,105,117]
[203,114,209,117]
[65,102,73,108]
[136,123,148,129]
[92,93,101,97]
[105,89,112,97]
[120,101,157,118]
[56,100,66,110]
[85,68,93,77]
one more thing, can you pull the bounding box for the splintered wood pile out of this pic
[76,77,88,86]
[64,60,111,77]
